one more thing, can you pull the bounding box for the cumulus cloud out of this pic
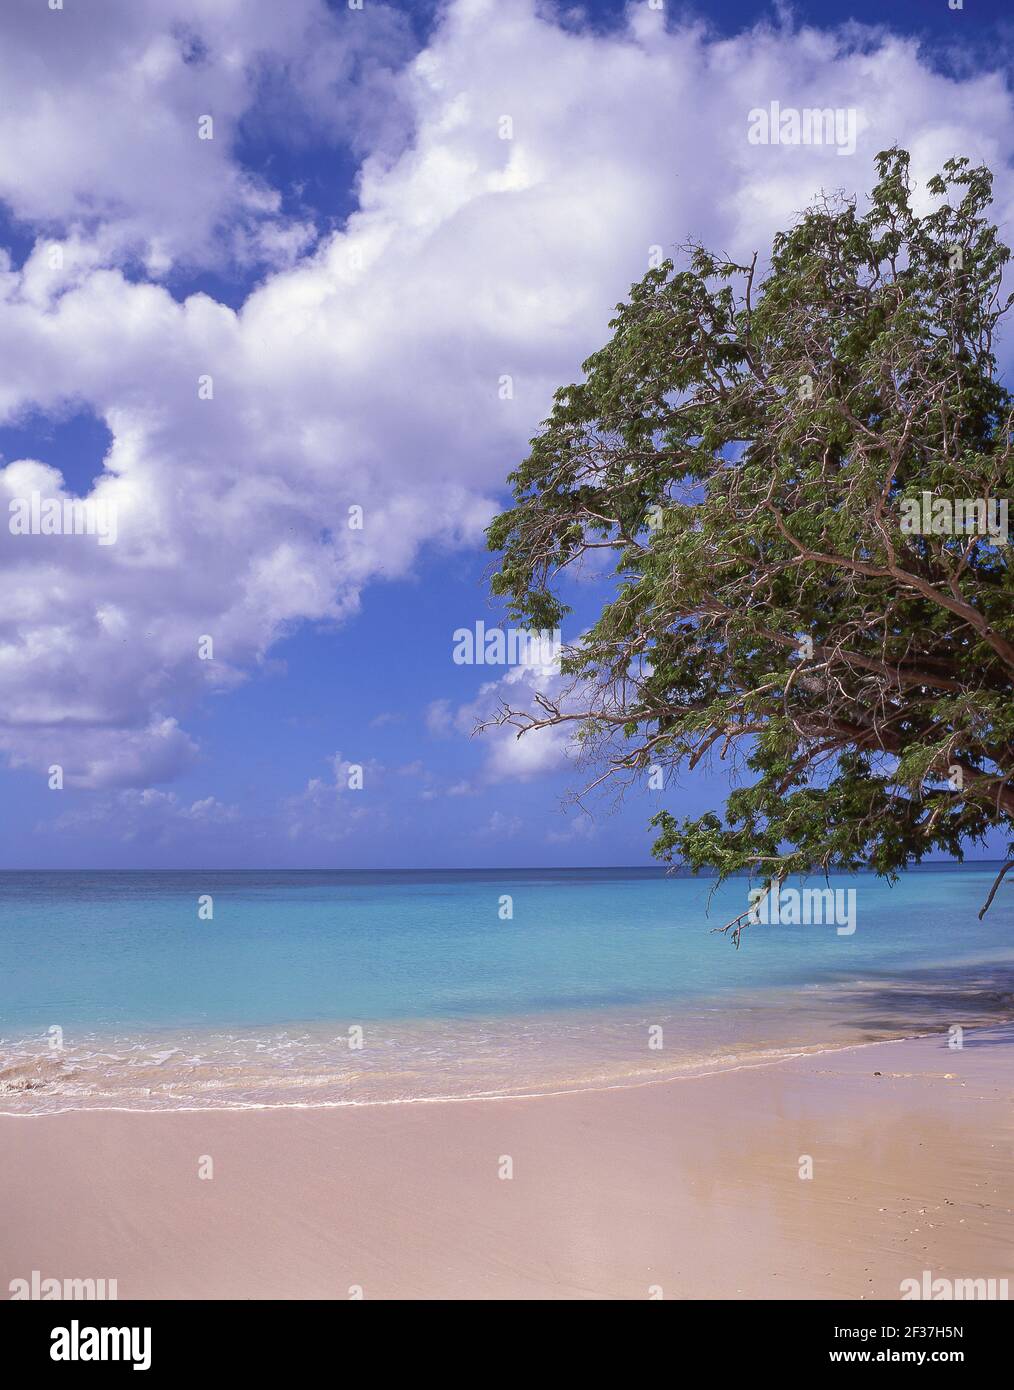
[547,812,597,845]
[442,638,582,783]
[0,0,411,274]
[1,0,1012,791]
[475,809,523,839]
[46,786,238,840]
[281,750,383,840]
[425,699,454,737]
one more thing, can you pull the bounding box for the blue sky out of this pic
[0,0,1011,868]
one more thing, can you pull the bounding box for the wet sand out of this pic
[1,1025,1012,1300]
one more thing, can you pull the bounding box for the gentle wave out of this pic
[4,974,1013,1115]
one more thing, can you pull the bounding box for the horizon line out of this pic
[0,860,1007,874]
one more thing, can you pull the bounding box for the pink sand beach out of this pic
[2,1026,1011,1300]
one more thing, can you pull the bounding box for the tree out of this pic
[485,148,1013,943]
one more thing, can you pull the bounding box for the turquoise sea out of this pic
[1,865,1012,1112]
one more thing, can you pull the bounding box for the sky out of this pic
[0,0,1012,869]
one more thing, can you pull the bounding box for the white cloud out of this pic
[369,710,404,728]
[281,750,381,840]
[547,813,597,844]
[0,0,411,274]
[425,698,454,737]
[475,809,523,839]
[46,786,238,840]
[446,645,580,782]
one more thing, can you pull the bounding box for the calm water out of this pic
[1,866,1012,1111]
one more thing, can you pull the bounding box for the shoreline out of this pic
[3,1024,1012,1299]
[5,995,1014,1118]
[0,1027,971,1119]
[6,960,1014,1118]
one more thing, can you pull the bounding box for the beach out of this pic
[2,1025,1011,1301]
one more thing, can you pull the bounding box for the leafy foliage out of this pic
[487,149,1013,926]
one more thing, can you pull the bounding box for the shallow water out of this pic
[1,866,1011,1111]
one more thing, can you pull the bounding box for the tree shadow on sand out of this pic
[826,960,1014,1045]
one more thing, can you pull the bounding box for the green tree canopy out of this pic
[487,148,1013,941]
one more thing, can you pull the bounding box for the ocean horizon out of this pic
[2,862,1012,1113]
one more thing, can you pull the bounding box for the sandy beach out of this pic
[1,1024,1011,1301]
